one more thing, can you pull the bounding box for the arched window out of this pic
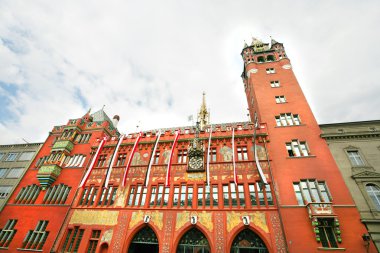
[177,228,210,253]
[128,226,159,253]
[267,55,275,61]
[230,229,268,253]
[257,56,265,63]
[366,184,380,210]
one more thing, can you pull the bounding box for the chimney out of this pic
[112,115,120,128]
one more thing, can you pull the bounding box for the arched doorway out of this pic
[230,229,268,253]
[99,243,108,253]
[128,226,159,253]
[176,227,210,253]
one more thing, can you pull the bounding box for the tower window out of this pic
[257,56,265,63]
[275,113,301,126]
[286,139,309,157]
[266,68,275,74]
[270,81,280,87]
[267,55,275,61]
[153,151,160,164]
[275,95,286,103]
[177,149,188,163]
[237,146,248,161]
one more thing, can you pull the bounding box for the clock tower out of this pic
[187,94,209,172]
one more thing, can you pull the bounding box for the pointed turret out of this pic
[197,92,209,131]
[270,36,279,46]
[82,108,93,122]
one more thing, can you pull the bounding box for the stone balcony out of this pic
[307,202,336,218]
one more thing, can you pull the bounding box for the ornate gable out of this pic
[352,170,380,179]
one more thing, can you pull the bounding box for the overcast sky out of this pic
[0,0,379,144]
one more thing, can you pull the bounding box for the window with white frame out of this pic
[347,150,365,166]
[0,153,5,160]
[266,68,275,74]
[366,184,380,210]
[286,140,309,157]
[293,179,331,205]
[237,146,248,161]
[177,149,188,163]
[275,95,286,103]
[66,154,86,167]
[0,168,7,178]
[5,168,24,178]
[270,81,280,87]
[18,152,35,161]
[275,113,301,126]
[5,153,18,161]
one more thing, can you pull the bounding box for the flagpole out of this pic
[79,137,106,188]
[144,131,162,187]
[122,132,142,187]
[253,113,268,184]
[165,130,180,187]
[104,134,124,188]
[206,125,212,187]
[232,128,238,186]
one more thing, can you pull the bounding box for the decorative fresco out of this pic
[101,229,113,243]
[220,146,233,161]
[226,211,268,233]
[175,211,213,232]
[128,210,164,231]
[251,144,267,160]
[69,210,119,226]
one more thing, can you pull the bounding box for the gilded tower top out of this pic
[197,92,209,131]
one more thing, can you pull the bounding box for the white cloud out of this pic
[0,0,379,144]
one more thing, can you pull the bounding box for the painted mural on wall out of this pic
[220,146,233,161]
[162,150,171,164]
[251,145,267,160]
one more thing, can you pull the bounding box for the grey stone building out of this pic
[0,143,42,211]
[320,120,380,252]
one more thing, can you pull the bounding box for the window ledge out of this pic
[17,248,43,252]
[317,247,345,251]
[275,124,306,128]
[287,155,316,159]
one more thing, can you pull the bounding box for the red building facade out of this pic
[0,38,376,253]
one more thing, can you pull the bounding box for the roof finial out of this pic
[270,36,278,45]
[197,92,209,131]
[102,105,106,110]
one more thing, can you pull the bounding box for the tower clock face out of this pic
[188,156,203,171]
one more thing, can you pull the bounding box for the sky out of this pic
[0,0,379,144]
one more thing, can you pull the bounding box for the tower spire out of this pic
[197,92,209,131]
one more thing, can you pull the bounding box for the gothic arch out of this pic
[99,243,109,253]
[175,225,212,253]
[257,56,265,63]
[124,224,160,253]
[228,226,271,253]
